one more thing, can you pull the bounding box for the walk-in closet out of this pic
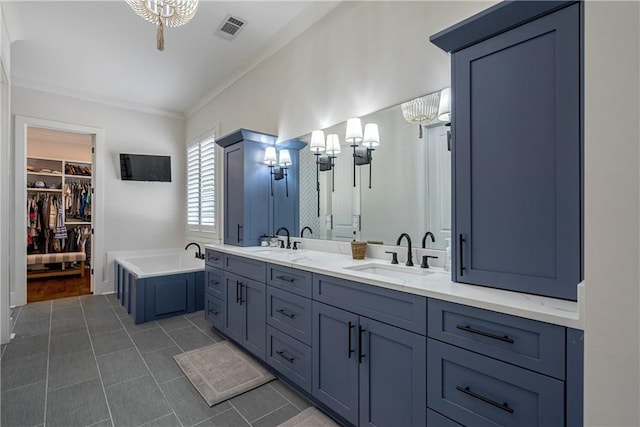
[25,127,94,302]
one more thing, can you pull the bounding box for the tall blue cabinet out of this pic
[216,129,303,246]
[431,1,582,300]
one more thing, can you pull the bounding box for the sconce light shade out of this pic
[362,123,380,148]
[438,87,451,122]
[345,118,363,145]
[310,130,326,153]
[279,149,292,167]
[325,134,341,156]
[264,146,277,165]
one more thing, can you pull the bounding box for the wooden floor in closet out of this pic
[27,269,92,303]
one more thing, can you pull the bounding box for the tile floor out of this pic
[1,294,312,427]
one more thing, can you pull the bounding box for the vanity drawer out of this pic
[224,254,266,282]
[428,299,565,379]
[427,409,462,427]
[267,264,312,298]
[204,294,224,330]
[205,268,224,299]
[313,274,427,335]
[267,286,312,345]
[205,249,224,269]
[266,325,312,393]
[427,339,564,427]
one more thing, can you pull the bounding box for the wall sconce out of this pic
[345,118,380,189]
[263,146,291,197]
[325,134,341,192]
[310,130,326,217]
[437,87,452,151]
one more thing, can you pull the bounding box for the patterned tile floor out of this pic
[1,294,312,427]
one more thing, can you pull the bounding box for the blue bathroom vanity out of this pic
[204,246,583,427]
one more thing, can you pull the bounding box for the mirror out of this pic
[297,95,451,250]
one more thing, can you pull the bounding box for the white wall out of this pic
[0,3,12,344]
[12,87,186,291]
[186,1,640,424]
[186,1,495,142]
[584,1,640,425]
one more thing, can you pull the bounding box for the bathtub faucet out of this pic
[185,242,204,259]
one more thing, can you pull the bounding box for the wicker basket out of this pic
[350,241,367,260]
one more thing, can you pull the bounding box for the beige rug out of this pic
[174,341,275,406]
[278,407,339,427]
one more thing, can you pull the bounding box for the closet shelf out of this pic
[65,174,92,179]
[27,188,62,193]
[27,171,63,177]
[65,221,91,225]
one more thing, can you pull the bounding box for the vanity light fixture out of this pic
[263,146,288,197]
[325,134,341,192]
[362,123,380,189]
[126,0,199,51]
[437,87,452,151]
[310,130,326,217]
[345,118,380,189]
[345,118,364,187]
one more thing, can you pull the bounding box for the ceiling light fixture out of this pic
[126,0,199,51]
[401,91,440,138]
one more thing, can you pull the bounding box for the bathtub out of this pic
[114,250,205,324]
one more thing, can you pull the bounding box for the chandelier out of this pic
[127,0,199,51]
[401,92,440,138]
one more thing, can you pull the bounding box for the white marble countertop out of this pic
[205,243,583,329]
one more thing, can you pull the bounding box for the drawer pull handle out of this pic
[276,350,295,364]
[209,256,219,261]
[358,326,366,363]
[456,324,514,344]
[209,280,219,285]
[276,275,295,283]
[456,386,514,414]
[348,322,355,359]
[276,308,296,319]
[208,309,219,316]
[459,234,465,276]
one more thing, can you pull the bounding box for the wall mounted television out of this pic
[119,153,172,182]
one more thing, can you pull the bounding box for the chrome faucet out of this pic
[396,233,414,267]
[422,232,436,248]
[185,242,204,259]
[275,227,291,249]
[300,226,313,238]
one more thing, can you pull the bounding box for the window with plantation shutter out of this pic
[187,135,216,235]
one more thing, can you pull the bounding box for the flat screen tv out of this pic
[120,154,171,182]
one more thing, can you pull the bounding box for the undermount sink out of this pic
[251,248,304,255]
[345,263,434,280]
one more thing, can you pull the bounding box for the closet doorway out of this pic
[25,128,94,302]
[13,116,105,307]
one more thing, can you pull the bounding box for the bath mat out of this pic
[174,341,275,406]
[278,407,339,427]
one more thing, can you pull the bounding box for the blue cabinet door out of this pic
[312,301,359,425]
[242,277,266,360]
[224,143,245,246]
[359,317,426,427]
[223,273,244,344]
[452,4,581,300]
[566,328,584,427]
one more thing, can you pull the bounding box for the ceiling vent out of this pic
[215,15,247,40]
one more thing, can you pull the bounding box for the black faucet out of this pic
[185,242,204,259]
[300,226,313,238]
[396,233,414,267]
[422,232,436,248]
[275,227,291,249]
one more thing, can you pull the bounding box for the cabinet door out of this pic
[242,277,266,360]
[223,274,243,343]
[312,302,359,425]
[359,317,426,427]
[224,143,244,246]
[453,4,580,300]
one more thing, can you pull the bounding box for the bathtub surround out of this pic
[114,249,205,324]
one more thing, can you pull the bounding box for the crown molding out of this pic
[12,77,185,120]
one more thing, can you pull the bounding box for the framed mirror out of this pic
[297,92,451,250]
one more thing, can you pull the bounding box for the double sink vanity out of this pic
[202,243,582,427]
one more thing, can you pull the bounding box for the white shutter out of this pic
[186,135,216,234]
